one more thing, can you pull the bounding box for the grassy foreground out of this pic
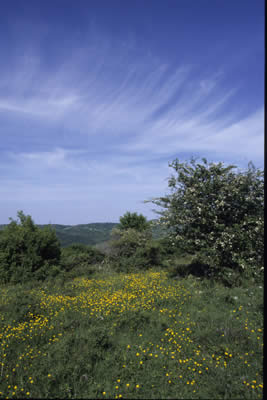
[0,268,263,399]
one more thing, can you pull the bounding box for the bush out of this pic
[0,211,61,284]
[147,158,264,284]
[109,228,152,258]
[136,240,163,267]
[109,255,136,273]
[168,263,191,278]
[106,212,155,272]
[166,254,197,278]
[157,236,184,257]
[60,243,105,272]
[108,229,163,272]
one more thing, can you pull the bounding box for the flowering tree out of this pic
[146,157,264,280]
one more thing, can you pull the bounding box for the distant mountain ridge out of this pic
[0,220,167,247]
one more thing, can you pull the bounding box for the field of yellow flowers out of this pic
[0,269,263,399]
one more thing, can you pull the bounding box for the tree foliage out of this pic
[108,211,162,271]
[117,211,151,232]
[108,228,162,272]
[60,243,105,272]
[0,211,61,284]
[147,157,264,281]
[109,228,152,258]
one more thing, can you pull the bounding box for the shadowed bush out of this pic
[60,243,105,272]
[0,211,61,284]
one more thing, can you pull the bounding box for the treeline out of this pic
[0,157,263,287]
[0,221,168,247]
[0,223,118,247]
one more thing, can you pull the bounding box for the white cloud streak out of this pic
[0,32,263,159]
[0,29,263,223]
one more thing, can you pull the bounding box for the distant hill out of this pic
[43,223,120,247]
[0,220,169,248]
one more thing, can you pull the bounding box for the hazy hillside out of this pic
[0,220,169,247]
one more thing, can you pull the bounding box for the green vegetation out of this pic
[0,158,263,398]
[59,243,105,279]
[40,223,118,247]
[0,269,263,399]
[107,229,162,273]
[0,211,61,284]
[117,211,152,232]
[147,157,263,285]
[0,221,167,248]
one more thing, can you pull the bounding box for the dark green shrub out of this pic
[0,211,61,284]
[135,240,163,267]
[157,236,183,257]
[60,243,105,271]
[108,227,161,271]
[168,263,190,278]
[216,267,243,288]
[108,239,163,272]
[64,264,96,279]
[186,254,213,277]
[109,228,152,258]
[109,255,135,273]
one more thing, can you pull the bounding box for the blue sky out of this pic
[0,0,264,224]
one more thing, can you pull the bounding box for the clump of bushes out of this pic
[60,243,105,277]
[108,212,163,272]
[109,227,151,258]
[0,211,62,284]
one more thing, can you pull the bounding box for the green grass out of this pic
[0,266,263,399]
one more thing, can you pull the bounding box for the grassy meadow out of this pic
[0,264,263,399]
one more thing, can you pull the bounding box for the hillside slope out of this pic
[0,220,168,247]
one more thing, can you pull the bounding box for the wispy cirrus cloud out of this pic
[1,33,261,164]
[0,32,231,131]
[0,52,192,137]
[0,25,263,223]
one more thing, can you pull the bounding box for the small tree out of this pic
[109,228,151,258]
[110,211,152,256]
[0,211,61,284]
[117,211,151,232]
[146,158,264,281]
[107,211,156,271]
